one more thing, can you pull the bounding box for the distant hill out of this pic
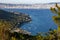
[0,2,60,9]
[0,3,32,6]
[0,2,60,6]
[34,2,60,5]
[47,2,60,4]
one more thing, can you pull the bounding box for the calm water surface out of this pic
[2,9,57,35]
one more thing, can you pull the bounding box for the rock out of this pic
[10,28,31,35]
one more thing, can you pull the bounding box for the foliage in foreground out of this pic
[0,9,31,40]
[0,3,60,40]
[0,28,57,40]
[0,14,58,40]
[50,3,60,40]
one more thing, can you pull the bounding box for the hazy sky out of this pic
[0,0,60,4]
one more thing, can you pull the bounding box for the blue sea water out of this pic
[2,9,57,35]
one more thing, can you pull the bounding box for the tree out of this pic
[50,3,60,40]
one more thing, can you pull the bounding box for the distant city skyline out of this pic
[0,0,60,4]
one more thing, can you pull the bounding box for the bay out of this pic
[2,9,57,35]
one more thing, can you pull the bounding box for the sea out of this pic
[1,9,57,35]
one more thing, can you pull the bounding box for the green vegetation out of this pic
[0,10,31,40]
[3,28,57,40]
[50,3,60,40]
[0,3,60,40]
